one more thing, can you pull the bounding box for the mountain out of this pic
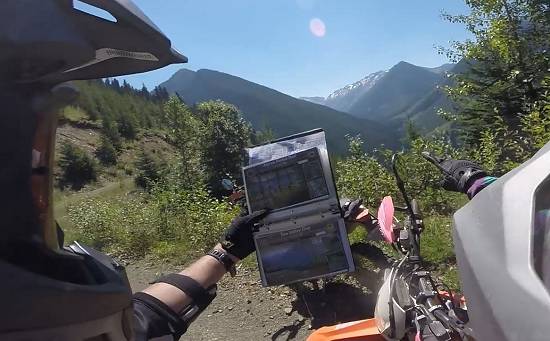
[160,69,398,154]
[299,96,326,105]
[300,70,387,113]
[425,63,455,75]
[346,62,445,121]
[324,70,388,112]
[394,61,469,131]
[304,61,457,132]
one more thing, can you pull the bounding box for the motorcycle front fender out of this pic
[306,318,386,341]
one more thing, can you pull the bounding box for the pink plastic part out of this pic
[415,331,422,341]
[377,196,395,243]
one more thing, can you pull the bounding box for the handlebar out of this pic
[384,152,471,340]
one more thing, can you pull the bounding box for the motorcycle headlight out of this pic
[533,177,550,291]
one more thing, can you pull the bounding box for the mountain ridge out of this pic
[302,61,456,132]
[160,68,399,154]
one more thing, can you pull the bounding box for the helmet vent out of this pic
[73,0,117,23]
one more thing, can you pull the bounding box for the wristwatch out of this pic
[207,248,236,277]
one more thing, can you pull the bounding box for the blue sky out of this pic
[116,0,470,98]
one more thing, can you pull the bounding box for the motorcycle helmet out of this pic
[0,1,186,339]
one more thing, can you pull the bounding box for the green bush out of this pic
[59,106,88,124]
[101,115,122,150]
[68,185,238,260]
[336,135,464,215]
[95,136,118,166]
[59,142,98,190]
[335,134,467,290]
[118,112,138,140]
[134,149,166,189]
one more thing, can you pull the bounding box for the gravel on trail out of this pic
[126,257,383,341]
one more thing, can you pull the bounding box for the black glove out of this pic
[340,198,364,220]
[422,152,487,193]
[220,209,269,259]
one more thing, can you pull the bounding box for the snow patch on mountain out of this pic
[326,70,387,100]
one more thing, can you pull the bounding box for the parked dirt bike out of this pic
[308,153,473,341]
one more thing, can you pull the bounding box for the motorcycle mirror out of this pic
[221,178,234,191]
[378,196,396,243]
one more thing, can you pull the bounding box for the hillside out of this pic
[346,62,445,122]
[160,69,399,154]
[302,61,458,133]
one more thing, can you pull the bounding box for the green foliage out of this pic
[441,0,550,152]
[150,183,238,254]
[101,114,122,150]
[336,136,397,207]
[59,106,90,125]
[198,100,253,196]
[74,79,165,140]
[95,136,118,166]
[134,148,166,189]
[252,127,276,145]
[336,134,466,290]
[521,77,550,151]
[59,142,98,190]
[421,215,455,265]
[336,135,465,214]
[163,97,204,186]
[117,112,138,140]
[69,194,159,257]
[68,185,237,260]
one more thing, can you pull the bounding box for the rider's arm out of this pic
[132,210,267,341]
[139,243,236,311]
[465,176,498,199]
[428,156,496,199]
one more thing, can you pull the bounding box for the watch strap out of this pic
[207,249,236,276]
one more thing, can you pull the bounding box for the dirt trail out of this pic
[126,250,385,341]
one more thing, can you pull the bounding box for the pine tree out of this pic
[442,0,550,146]
[59,142,98,189]
[95,135,118,166]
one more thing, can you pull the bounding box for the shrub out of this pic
[134,149,166,189]
[101,115,122,150]
[118,112,138,140]
[335,135,464,215]
[95,136,118,165]
[59,142,98,190]
[59,106,88,124]
[335,133,466,290]
[68,185,238,260]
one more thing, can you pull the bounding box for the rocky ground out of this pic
[126,249,387,341]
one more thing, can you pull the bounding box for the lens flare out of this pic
[309,18,326,38]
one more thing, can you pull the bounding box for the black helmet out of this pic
[0,0,186,84]
[0,1,186,339]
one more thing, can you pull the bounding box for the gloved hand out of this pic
[340,198,365,220]
[220,209,269,260]
[340,198,377,232]
[422,152,487,193]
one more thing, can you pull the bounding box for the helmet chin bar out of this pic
[30,85,76,250]
[30,84,79,250]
